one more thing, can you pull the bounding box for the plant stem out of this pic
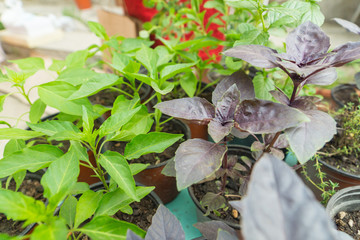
[109,87,133,98]
[220,137,228,193]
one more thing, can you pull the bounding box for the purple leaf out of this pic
[174,139,226,190]
[233,153,340,240]
[154,97,215,124]
[290,96,320,111]
[223,45,279,69]
[217,229,239,240]
[305,68,337,86]
[194,221,237,240]
[264,133,289,149]
[127,230,144,240]
[286,21,330,65]
[334,18,360,35]
[212,70,255,105]
[234,99,309,134]
[208,84,240,142]
[269,88,290,105]
[231,128,250,139]
[208,120,233,143]
[145,205,185,240]
[285,109,336,164]
[324,41,360,67]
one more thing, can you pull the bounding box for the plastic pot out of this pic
[331,84,360,109]
[188,145,252,239]
[326,186,360,219]
[74,0,92,10]
[0,171,44,236]
[133,117,191,204]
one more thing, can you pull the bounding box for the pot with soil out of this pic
[188,145,252,238]
[331,83,360,109]
[106,116,191,204]
[27,113,105,185]
[89,181,162,231]
[326,186,360,239]
[300,101,360,201]
[0,171,45,237]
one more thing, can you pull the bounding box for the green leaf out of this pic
[113,106,153,142]
[88,21,109,40]
[234,29,269,46]
[95,186,154,217]
[0,144,63,178]
[29,99,46,123]
[82,105,94,136]
[0,233,21,240]
[70,182,90,195]
[111,95,140,115]
[12,171,26,191]
[204,0,225,14]
[301,1,324,26]
[135,45,158,79]
[253,73,275,100]
[127,73,152,85]
[31,219,68,240]
[65,50,88,68]
[41,147,80,210]
[67,73,120,100]
[160,63,195,81]
[38,81,94,116]
[48,130,83,142]
[74,190,103,228]
[99,151,138,201]
[129,163,149,175]
[111,52,133,72]
[151,81,174,95]
[155,46,174,67]
[56,68,98,86]
[3,139,26,156]
[27,120,80,136]
[80,216,146,240]
[59,195,77,228]
[124,132,183,160]
[180,72,197,97]
[48,59,65,73]
[0,189,46,225]
[10,57,45,73]
[99,107,141,138]
[0,128,44,140]
[0,93,10,112]
[200,192,226,216]
[119,38,153,53]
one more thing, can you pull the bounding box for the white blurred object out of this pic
[1,0,56,37]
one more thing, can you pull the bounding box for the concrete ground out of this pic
[0,1,359,157]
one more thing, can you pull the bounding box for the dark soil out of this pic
[0,176,44,236]
[77,194,158,239]
[319,111,360,175]
[113,194,158,230]
[88,84,151,107]
[192,179,241,225]
[107,119,186,165]
[334,210,360,239]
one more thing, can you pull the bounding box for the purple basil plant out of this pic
[154,21,360,210]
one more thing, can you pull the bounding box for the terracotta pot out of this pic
[74,0,92,10]
[187,145,252,239]
[133,118,191,204]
